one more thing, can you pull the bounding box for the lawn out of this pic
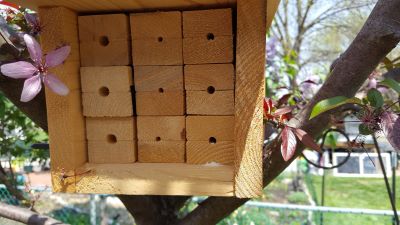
[307,174,400,225]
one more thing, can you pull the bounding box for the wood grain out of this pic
[138,141,185,163]
[9,0,236,12]
[185,64,234,91]
[79,14,131,66]
[234,0,265,197]
[82,92,133,117]
[86,117,136,141]
[76,163,234,196]
[130,11,182,39]
[137,116,185,141]
[183,36,233,64]
[186,116,234,141]
[186,90,234,115]
[187,141,234,165]
[183,8,232,37]
[132,38,183,66]
[134,66,183,92]
[88,141,137,163]
[81,66,133,93]
[39,7,86,192]
[136,91,185,115]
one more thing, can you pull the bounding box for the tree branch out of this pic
[176,0,400,224]
[0,202,66,225]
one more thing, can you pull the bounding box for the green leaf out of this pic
[379,78,400,94]
[367,88,384,108]
[359,124,373,135]
[310,96,362,119]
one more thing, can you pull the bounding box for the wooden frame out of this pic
[10,0,279,197]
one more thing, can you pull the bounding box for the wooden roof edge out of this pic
[267,0,280,30]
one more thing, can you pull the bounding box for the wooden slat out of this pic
[39,7,86,193]
[9,0,236,13]
[184,64,234,91]
[134,66,183,92]
[138,141,185,163]
[187,141,234,165]
[186,116,234,141]
[76,163,234,196]
[234,0,265,197]
[136,91,185,115]
[88,141,137,163]
[186,90,234,115]
[137,116,185,141]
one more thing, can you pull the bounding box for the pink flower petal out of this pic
[20,75,42,102]
[381,112,400,152]
[45,46,71,68]
[44,73,69,96]
[24,13,37,26]
[23,34,42,64]
[1,61,36,79]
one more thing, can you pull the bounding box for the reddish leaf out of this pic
[274,107,292,116]
[293,128,322,153]
[281,126,297,161]
[381,112,400,152]
[264,98,275,120]
[277,93,292,107]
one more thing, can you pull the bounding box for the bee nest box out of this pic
[10,0,279,198]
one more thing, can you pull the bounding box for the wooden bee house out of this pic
[10,0,279,198]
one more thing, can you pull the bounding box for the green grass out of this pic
[307,174,400,225]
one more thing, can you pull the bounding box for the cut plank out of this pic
[39,7,85,193]
[50,61,81,91]
[136,91,185,115]
[187,141,234,165]
[82,92,133,117]
[88,141,137,163]
[10,0,236,13]
[130,11,182,39]
[234,0,266,197]
[137,116,185,141]
[76,163,234,196]
[86,117,137,141]
[132,38,182,66]
[185,64,234,91]
[186,116,234,141]
[134,66,183,92]
[79,14,131,66]
[183,36,233,64]
[186,90,234,115]
[183,8,232,37]
[138,141,185,163]
[81,66,133,93]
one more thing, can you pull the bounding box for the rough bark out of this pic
[0,202,66,225]
[0,0,399,224]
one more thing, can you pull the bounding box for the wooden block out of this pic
[86,117,136,141]
[81,66,133,93]
[88,141,137,163]
[186,90,234,115]
[132,39,182,66]
[137,116,185,141]
[183,8,232,37]
[185,64,234,91]
[79,14,131,66]
[130,11,182,39]
[136,91,184,115]
[187,141,234,165]
[49,61,81,91]
[82,92,133,117]
[183,36,233,64]
[76,163,234,196]
[134,66,183,92]
[186,116,234,141]
[130,11,182,65]
[138,141,185,163]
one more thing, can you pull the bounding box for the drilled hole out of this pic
[206,33,215,40]
[209,137,217,144]
[99,36,110,46]
[107,134,117,144]
[156,136,161,141]
[99,87,110,97]
[207,86,215,94]
[158,88,164,93]
[158,37,163,42]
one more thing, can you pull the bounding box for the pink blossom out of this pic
[381,112,400,152]
[24,12,41,35]
[0,34,70,102]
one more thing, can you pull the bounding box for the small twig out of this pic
[372,134,399,225]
